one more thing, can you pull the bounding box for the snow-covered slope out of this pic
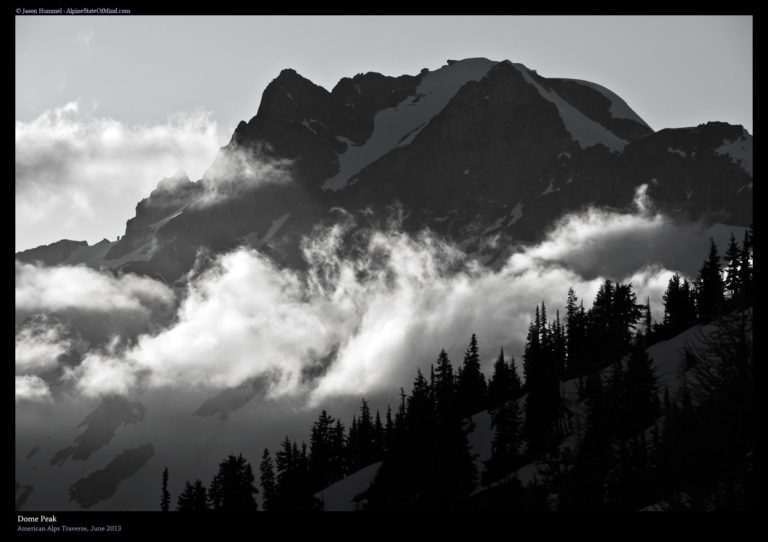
[314,461,381,511]
[562,78,650,128]
[322,58,497,190]
[512,63,628,153]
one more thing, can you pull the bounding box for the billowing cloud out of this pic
[19,184,745,406]
[16,375,52,402]
[15,316,73,374]
[66,348,142,398]
[15,261,175,315]
[199,144,293,205]
[15,102,224,250]
[514,184,741,279]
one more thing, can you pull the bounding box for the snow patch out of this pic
[242,214,291,250]
[101,240,156,270]
[315,461,381,511]
[667,147,687,158]
[646,320,720,393]
[148,209,184,232]
[434,216,449,223]
[557,151,571,160]
[513,65,628,153]
[540,180,560,197]
[302,119,318,135]
[715,131,753,176]
[562,79,651,128]
[736,182,753,194]
[481,215,507,235]
[507,202,524,225]
[323,58,497,190]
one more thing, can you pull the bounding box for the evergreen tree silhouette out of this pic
[309,409,335,491]
[161,467,170,512]
[259,448,277,511]
[724,233,742,299]
[524,304,562,453]
[483,397,521,485]
[565,288,588,377]
[487,348,521,409]
[208,454,258,511]
[643,298,653,342]
[330,419,346,482]
[384,406,394,453]
[621,345,659,438]
[552,310,566,378]
[737,228,752,305]
[434,349,456,420]
[696,238,726,323]
[457,334,487,417]
[177,479,208,512]
[373,410,384,460]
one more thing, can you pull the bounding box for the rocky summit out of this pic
[17,58,753,281]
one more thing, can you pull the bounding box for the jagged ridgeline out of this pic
[161,233,753,511]
[17,58,751,281]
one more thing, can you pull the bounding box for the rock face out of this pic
[49,396,146,466]
[18,58,752,281]
[16,240,88,266]
[68,443,155,509]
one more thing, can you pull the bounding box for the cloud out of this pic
[24,185,745,406]
[16,375,52,402]
[15,261,175,315]
[15,316,73,374]
[197,145,293,206]
[66,348,142,398]
[15,102,224,250]
[512,184,743,279]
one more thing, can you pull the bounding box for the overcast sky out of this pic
[15,15,752,251]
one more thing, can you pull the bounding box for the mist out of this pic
[14,188,746,409]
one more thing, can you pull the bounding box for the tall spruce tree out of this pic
[309,409,334,491]
[177,480,208,512]
[724,233,742,299]
[457,334,487,417]
[483,397,521,485]
[487,348,521,408]
[161,467,170,512]
[622,345,659,438]
[208,454,258,512]
[259,448,277,511]
[696,238,725,323]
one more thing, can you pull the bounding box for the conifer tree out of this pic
[487,348,521,408]
[259,448,277,511]
[161,467,170,512]
[456,334,487,417]
[208,454,258,512]
[177,479,208,512]
[622,345,659,437]
[483,398,521,485]
[737,228,752,304]
[696,238,725,323]
[724,233,742,299]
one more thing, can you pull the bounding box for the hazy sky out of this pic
[15,15,752,250]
